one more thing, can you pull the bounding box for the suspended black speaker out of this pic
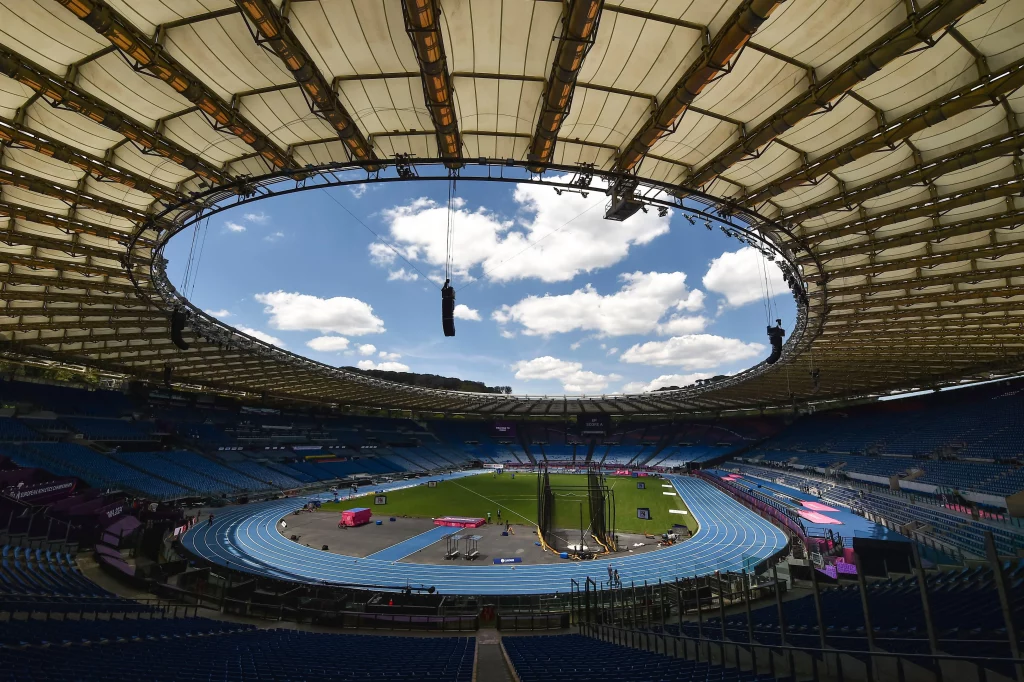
[170,308,190,350]
[765,320,785,365]
[441,280,456,337]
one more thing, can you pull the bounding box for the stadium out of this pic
[0,0,1023,680]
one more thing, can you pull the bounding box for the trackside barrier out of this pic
[0,597,199,621]
[580,621,1024,682]
[152,583,479,632]
[569,531,1024,682]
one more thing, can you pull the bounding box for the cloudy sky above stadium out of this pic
[168,177,792,395]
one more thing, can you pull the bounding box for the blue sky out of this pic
[166,173,793,396]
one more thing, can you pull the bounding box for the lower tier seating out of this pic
[504,634,781,682]
[0,630,475,682]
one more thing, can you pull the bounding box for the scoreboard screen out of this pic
[492,421,517,438]
[577,414,610,434]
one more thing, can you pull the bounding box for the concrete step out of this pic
[475,640,514,682]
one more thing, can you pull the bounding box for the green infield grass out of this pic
[319,473,697,535]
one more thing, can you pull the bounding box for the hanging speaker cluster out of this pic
[766,319,785,365]
[170,308,190,351]
[441,280,456,337]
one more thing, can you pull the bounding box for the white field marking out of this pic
[669,509,689,515]
[663,492,678,496]
[662,484,674,488]
[449,478,537,525]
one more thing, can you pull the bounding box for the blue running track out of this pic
[182,474,787,595]
[366,526,455,561]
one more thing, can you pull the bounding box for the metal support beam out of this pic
[0,117,182,204]
[618,0,784,172]
[0,165,170,230]
[764,59,1024,215]
[0,46,228,186]
[0,199,153,246]
[685,0,983,188]
[56,0,296,172]
[528,0,604,171]
[234,0,377,167]
[401,0,462,168]
[801,178,1024,247]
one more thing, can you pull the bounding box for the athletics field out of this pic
[320,472,698,535]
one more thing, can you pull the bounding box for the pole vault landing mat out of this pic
[434,516,486,528]
[798,510,842,525]
[802,501,838,512]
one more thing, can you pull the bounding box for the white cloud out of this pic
[453,304,481,321]
[264,231,284,242]
[620,334,765,370]
[388,268,419,282]
[606,347,619,356]
[357,359,410,372]
[569,341,581,350]
[306,336,351,352]
[236,326,285,348]
[656,315,709,336]
[369,242,396,266]
[500,330,516,339]
[378,351,401,361]
[205,309,231,318]
[511,356,609,393]
[621,373,715,394]
[225,221,246,233]
[350,184,367,199]
[358,344,377,356]
[373,177,670,283]
[492,271,704,337]
[255,291,385,336]
[703,246,788,308]
[244,211,269,224]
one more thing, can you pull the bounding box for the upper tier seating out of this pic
[62,417,156,441]
[1,443,188,499]
[111,451,260,495]
[0,418,40,442]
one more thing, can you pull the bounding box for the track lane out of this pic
[182,475,786,595]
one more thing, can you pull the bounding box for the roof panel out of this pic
[164,13,293,101]
[77,53,191,126]
[0,0,107,75]
[954,0,1024,70]
[103,0,236,36]
[854,39,977,119]
[0,0,1021,414]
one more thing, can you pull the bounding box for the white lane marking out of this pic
[181,473,786,594]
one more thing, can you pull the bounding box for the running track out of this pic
[182,475,787,595]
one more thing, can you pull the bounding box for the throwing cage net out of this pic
[536,465,616,556]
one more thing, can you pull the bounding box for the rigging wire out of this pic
[188,215,211,299]
[180,213,203,296]
[445,175,456,283]
[754,245,772,325]
[319,186,438,288]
